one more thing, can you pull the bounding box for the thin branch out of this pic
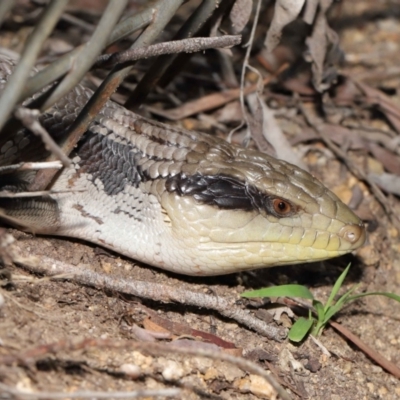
[94,35,242,69]
[228,0,261,142]
[125,0,221,109]
[0,384,181,400]
[0,161,62,174]
[238,0,262,140]
[0,190,78,198]
[0,337,291,400]
[29,0,185,192]
[0,0,69,131]
[19,7,154,102]
[330,321,400,379]
[14,107,71,167]
[10,244,286,342]
[39,0,129,111]
[0,0,14,27]
[150,73,273,121]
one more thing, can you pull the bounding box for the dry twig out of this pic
[0,337,291,400]
[94,35,241,69]
[10,241,286,342]
[14,107,70,167]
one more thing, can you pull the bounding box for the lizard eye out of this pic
[271,198,293,216]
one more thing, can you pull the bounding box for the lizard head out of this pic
[160,145,365,275]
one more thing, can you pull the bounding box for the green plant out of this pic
[241,264,400,342]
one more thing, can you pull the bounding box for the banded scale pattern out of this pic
[0,55,365,275]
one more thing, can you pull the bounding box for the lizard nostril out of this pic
[339,223,366,247]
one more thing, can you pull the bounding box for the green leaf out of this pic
[324,263,351,313]
[331,283,360,310]
[312,301,327,336]
[323,283,360,323]
[314,301,325,324]
[288,316,314,342]
[347,291,400,303]
[241,284,314,299]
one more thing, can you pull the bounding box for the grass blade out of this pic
[241,284,314,299]
[348,292,400,303]
[324,263,351,313]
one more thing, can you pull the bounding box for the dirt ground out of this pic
[1,1,400,399]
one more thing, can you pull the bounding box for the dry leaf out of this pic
[247,92,307,169]
[305,0,342,92]
[303,0,319,24]
[368,143,400,175]
[230,0,253,34]
[369,172,400,196]
[265,0,306,52]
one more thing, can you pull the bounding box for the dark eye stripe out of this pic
[166,173,298,217]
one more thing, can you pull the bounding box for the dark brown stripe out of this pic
[166,173,297,218]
